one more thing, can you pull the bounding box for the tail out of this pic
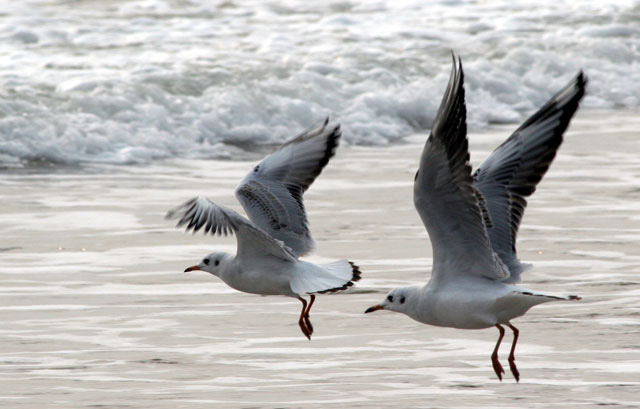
[520,291,582,301]
[497,289,581,319]
[289,260,361,295]
[315,261,362,294]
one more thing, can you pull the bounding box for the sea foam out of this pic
[0,0,638,166]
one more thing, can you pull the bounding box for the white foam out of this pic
[0,0,638,166]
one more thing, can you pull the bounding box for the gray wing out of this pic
[235,118,341,256]
[473,72,587,283]
[414,55,510,283]
[166,197,297,262]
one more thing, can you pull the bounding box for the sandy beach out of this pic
[1,110,640,408]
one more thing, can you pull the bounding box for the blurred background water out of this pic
[0,0,638,166]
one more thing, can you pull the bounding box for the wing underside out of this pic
[236,119,341,256]
[414,55,509,283]
[166,197,297,262]
[473,71,587,282]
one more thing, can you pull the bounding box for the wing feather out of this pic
[235,119,341,256]
[166,197,297,262]
[414,55,509,283]
[473,71,587,282]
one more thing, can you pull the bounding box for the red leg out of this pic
[303,294,315,336]
[492,324,506,381]
[507,323,520,382]
[297,297,311,340]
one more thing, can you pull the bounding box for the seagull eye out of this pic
[203,259,209,265]
[400,296,406,304]
[214,260,220,266]
[387,295,393,303]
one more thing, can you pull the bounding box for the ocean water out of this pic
[0,0,639,166]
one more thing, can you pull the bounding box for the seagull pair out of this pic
[167,55,586,381]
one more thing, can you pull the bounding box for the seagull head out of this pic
[184,252,229,277]
[365,286,417,315]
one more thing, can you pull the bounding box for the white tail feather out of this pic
[290,259,361,295]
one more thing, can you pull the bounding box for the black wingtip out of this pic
[576,70,588,93]
[571,69,587,95]
[313,121,342,183]
[571,70,588,97]
[430,51,467,160]
[577,69,586,83]
[507,67,588,142]
[448,50,462,73]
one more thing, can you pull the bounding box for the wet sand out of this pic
[1,110,640,408]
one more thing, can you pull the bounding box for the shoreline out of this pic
[2,107,638,172]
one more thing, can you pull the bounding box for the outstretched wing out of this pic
[473,72,587,283]
[235,118,341,256]
[414,55,509,284]
[166,197,297,262]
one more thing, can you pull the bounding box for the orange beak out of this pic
[364,304,385,313]
[184,265,201,272]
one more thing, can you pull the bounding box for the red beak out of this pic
[184,265,201,272]
[364,304,385,313]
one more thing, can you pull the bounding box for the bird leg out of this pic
[296,297,311,340]
[303,294,315,336]
[492,324,506,381]
[507,323,520,382]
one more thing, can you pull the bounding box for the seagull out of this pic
[365,55,587,381]
[167,119,361,340]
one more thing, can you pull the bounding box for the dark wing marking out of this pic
[235,118,341,256]
[166,197,297,262]
[473,72,587,283]
[414,54,509,283]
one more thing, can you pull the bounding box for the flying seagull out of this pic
[365,55,586,381]
[168,119,361,340]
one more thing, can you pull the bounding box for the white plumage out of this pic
[366,55,586,381]
[168,119,361,340]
